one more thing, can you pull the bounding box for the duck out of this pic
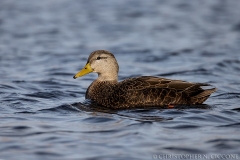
[73,50,216,109]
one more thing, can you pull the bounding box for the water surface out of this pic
[1,0,240,159]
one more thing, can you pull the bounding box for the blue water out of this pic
[1,0,240,159]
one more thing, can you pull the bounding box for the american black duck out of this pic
[73,50,216,109]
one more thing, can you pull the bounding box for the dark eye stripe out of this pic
[96,57,107,60]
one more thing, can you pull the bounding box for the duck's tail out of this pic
[190,88,217,104]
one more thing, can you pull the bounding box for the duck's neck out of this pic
[97,73,118,82]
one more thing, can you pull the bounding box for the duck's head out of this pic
[73,50,119,81]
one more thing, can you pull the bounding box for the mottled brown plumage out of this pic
[73,50,216,109]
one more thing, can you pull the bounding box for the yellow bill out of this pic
[73,63,93,79]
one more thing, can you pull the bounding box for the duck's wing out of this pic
[115,76,216,107]
[119,76,207,91]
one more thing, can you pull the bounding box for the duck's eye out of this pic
[96,57,101,60]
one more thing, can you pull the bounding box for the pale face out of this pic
[73,50,119,80]
[90,53,116,74]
